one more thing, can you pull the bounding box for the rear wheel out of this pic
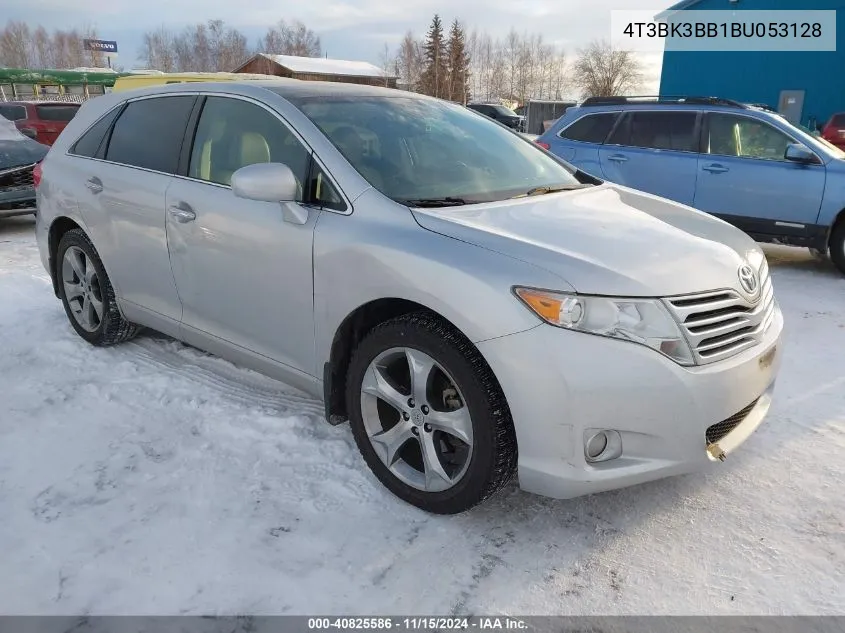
[57,229,139,346]
[346,312,517,514]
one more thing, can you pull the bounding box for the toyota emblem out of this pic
[738,264,759,296]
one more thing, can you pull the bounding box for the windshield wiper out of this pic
[400,197,468,208]
[518,184,593,198]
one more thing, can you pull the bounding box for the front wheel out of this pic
[829,222,845,275]
[346,313,517,514]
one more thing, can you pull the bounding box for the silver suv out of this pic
[36,81,783,514]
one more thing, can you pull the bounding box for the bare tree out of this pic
[141,20,252,72]
[572,39,642,98]
[258,20,321,58]
[0,21,32,68]
[30,25,52,68]
[394,31,422,91]
[142,26,177,72]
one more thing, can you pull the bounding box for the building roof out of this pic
[657,0,707,19]
[247,54,388,79]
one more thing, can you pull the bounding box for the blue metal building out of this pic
[659,0,845,129]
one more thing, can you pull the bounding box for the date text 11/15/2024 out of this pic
[307,618,528,630]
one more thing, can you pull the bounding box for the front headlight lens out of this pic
[514,287,695,366]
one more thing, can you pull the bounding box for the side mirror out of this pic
[784,143,819,164]
[231,162,308,225]
[231,162,298,202]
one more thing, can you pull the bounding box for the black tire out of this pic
[829,222,845,274]
[56,228,139,346]
[345,312,517,514]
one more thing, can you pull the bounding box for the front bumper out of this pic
[0,185,36,217]
[477,302,784,500]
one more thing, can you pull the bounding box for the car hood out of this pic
[411,184,762,297]
[0,138,48,171]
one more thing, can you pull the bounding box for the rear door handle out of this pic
[168,202,196,223]
[85,177,103,194]
[703,163,729,174]
[607,154,628,163]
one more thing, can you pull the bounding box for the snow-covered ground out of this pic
[1,216,843,615]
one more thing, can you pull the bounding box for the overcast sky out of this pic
[5,0,675,91]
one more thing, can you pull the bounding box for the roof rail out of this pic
[580,95,747,108]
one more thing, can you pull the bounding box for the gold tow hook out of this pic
[707,444,727,462]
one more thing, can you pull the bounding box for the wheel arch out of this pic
[827,206,845,247]
[47,216,83,297]
[322,298,485,425]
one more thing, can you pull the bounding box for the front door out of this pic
[694,112,825,237]
[598,110,701,206]
[166,95,318,375]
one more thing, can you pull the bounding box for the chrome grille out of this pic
[0,163,35,192]
[664,260,776,364]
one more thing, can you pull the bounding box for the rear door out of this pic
[693,111,826,237]
[598,110,701,206]
[69,95,196,331]
[547,111,619,178]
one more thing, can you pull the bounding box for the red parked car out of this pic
[821,112,845,149]
[0,101,80,146]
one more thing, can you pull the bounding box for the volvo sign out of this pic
[83,39,118,54]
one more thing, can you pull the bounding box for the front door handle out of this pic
[607,154,628,163]
[85,177,103,194]
[703,163,729,174]
[168,202,196,223]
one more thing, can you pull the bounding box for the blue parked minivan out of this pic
[537,96,845,274]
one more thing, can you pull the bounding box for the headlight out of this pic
[514,287,695,366]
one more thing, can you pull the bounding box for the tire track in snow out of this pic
[123,335,325,419]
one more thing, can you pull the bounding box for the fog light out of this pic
[585,432,608,460]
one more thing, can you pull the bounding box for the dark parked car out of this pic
[0,115,48,218]
[0,100,80,146]
[466,103,524,131]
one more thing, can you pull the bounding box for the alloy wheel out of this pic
[62,245,104,333]
[360,347,473,493]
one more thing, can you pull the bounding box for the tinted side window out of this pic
[561,113,618,143]
[188,97,310,196]
[70,106,122,158]
[608,111,698,152]
[35,104,79,122]
[0,104,27,121]
[106,96,195,173]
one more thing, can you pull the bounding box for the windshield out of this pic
[491,105,518,118]
[287,95,581,204]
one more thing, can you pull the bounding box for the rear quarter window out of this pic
[0,104,27,121]
[70,106,123,159]
[560,112,619,143]
[35,104,79,122]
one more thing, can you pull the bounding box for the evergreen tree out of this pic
[420,15,447,98]
[446,19,470,104]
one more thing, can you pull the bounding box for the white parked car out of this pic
[35,80,783,513]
